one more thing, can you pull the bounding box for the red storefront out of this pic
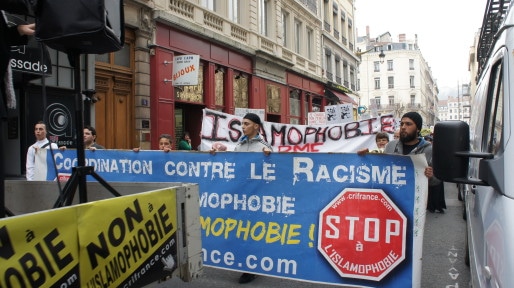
[150,23,345,149]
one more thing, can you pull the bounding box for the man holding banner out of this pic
[384,112,436,182]
[234,113,272,154]
[233,112,272,284]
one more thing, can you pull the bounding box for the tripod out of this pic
[53,51,120,208]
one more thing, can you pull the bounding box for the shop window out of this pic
[289,89,301,117]
[175,65,204,103]
[312,97,322,112]
[267,84,281,114]
[289,89,301,124]
[233,72,248,108]
[215,67,224,106]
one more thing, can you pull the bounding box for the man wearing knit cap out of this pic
[233,113,272,284]
[384,112,443,209]
[233,113,272,154]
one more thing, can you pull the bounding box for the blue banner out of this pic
[40,150,428,287]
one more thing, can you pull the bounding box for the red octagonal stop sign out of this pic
[318,188,406,281]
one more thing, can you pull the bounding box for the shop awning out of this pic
[325,89,357,105]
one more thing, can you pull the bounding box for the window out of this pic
[484,61,503,154]
[306,28,313,60]
[176,65,204,103]
[282,11,289,48]
[340,11,346,43]
[410,76,415,88]
[343,61,349,87]
[374,77,380,89]
[233,73,248,108]
[335,58,341,83]
[228,0,240,23]
[409,59,414,70]
[371,97,381,108]
[33,51,87,89]
[387,60,393,71]
[201,0,215,11]
[312,97,322,112]
[332,7,338,37]
[388,76,394,89]
[388,96,395,105]
[410,94,416,105]
[294,18,302,54]
[374,61,380,72]
[214,67,224,106]
[323,0,330,28]
[259,0,269,36]
[267,84,281,114]
[325,49,332,80]
[289,89,301,120]
[349,67,355,90]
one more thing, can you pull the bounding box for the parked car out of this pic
[432,0,514,287]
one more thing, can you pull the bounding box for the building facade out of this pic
[5,0,363,177]
[438,84,471,124]
[356,30,438,127]
[145,0,360,150]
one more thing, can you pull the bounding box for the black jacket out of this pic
[1,0,31,115]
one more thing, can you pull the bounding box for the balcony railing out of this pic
[333,29,339,39]
[406,103,421,108]
[324,21,331,32]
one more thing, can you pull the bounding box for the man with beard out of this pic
[384,112,443,212]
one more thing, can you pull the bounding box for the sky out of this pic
[355,0,487,98]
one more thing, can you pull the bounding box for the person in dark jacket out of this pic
[1,0,35,217]
[423,134,446,213]
[384,112,445,213]
[1,1,35,117]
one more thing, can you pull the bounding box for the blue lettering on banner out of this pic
[44,150,419,287]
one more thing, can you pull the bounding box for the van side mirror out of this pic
[433,121,470,182]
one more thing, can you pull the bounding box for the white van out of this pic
[432,0,514,287]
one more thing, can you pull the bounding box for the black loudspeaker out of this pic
[35,0,124,54]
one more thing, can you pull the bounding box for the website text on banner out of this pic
[201,108,395,152]
[38,150,428,287]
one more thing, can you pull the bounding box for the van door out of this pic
[467,48,507,288]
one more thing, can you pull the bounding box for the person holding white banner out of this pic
[357,132,390,154]
[234,113,272,154]
[384,112,439,187]
[231,112,272,284]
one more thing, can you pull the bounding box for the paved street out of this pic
[149,183,469,288]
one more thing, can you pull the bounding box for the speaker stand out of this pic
[53,51,120,208]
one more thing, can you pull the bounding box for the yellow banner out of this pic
[0,207,80,287]
[79,188,178,287]
[1,188,178,288]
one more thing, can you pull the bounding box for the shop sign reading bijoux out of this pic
[172,55,200,86]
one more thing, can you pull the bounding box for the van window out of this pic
[484,61,503,154]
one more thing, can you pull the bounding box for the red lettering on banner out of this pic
[278,143,324,152]
[202,109,398,148]
[203,110,231,142]
[381,115,395,133]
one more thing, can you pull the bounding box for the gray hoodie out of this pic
[234,134,273,152]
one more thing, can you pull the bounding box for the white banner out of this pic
[201,108,396,152]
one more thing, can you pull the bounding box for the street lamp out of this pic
[356,47,386,64]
